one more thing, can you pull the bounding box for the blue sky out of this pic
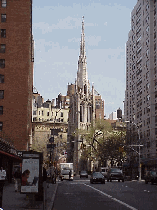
[33,0,137,118]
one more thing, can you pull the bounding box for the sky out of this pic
[32,0,137,118]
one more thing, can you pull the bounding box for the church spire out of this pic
[80,16,85,58]
[77,16,88,91]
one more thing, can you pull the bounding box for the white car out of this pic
[100,167,108,178]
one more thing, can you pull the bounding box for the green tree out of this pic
[76,119,127,168]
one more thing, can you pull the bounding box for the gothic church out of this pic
[67,17,95,173]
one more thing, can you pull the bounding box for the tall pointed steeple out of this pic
[80,16,85,58]
[77,16,88,91]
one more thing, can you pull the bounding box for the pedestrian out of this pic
[43,167,47,182]
[21,169,30,186]
[54,169,56,184]
[14,169,21,192]
[69,170,71,181]
[0,167,6,181]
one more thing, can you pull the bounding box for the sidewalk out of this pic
[2,181,58,210]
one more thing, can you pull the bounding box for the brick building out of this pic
[0,0,33,150]
[95,94,104,120]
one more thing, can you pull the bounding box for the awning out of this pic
[0,150,22,161]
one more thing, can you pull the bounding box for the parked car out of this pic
[145,170,157,184]
[100,167,108,178]
[90,172,105,184]
[80,171,88,178]
[107,168,124,182]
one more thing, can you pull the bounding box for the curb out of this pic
[48,183,58,210]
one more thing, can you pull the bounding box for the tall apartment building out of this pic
[109,111,117,120]
[95,94,104,120]
[124,0,157,159]
[0,0,33,150]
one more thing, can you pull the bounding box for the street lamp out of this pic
[125,121,143,181]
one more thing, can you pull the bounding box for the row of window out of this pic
[38,110,64,117]
[38,118,64,122]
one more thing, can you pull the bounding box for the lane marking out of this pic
[83,184,137,210]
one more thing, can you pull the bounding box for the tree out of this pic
[75,119,127,169]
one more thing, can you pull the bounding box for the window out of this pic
[146,94,150,101]
[147,105,150,113]
[147,142,150,148]
[155,91,157,98]
[61,112,63,117]
[0,74,4,83]
[0,29,6,38]
[0,59,5,68]
[42,110,44,116]
[0,44,5,53]
[1,14,6,22]
[154,32,156,39]
[0,90,4,99]
[146,83,150,90]
[33,111,36,115]
[0,122,2,131]
[146,71,149,79]
[146,60,149,68]
[47,112,49,116]
[1,0,6,7]
[147,129,150,137]
[147,117,150,125]
[146,26,149,33]
[39,111,40,115]
[0,106,3,115]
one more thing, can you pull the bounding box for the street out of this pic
[53,176,157,210]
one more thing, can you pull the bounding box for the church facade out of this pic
[67,17,95,173]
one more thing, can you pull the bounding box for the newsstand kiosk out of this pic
[21,150,43,203]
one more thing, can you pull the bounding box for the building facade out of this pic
[32,93,69,124]
[124,0,157,160]
[95,93,104,120]
[67,17,95,173]
[0,0,33,151]
[109,111,117,120]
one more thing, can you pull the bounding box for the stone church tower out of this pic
[67,17,95,173]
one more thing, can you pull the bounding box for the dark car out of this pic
[80,171,88,178]
[90,172,105,184]
[107,168,124,182]
[145,170,157,184]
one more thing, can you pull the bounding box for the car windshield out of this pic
[81,171,87,174]
[111,168,122,173]
[151,171,157,175]
[93,172,103,178]
[62,170,70,175]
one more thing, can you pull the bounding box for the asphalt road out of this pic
[53,176,157,210]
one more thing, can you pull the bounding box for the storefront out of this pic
[0,138,22,183]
